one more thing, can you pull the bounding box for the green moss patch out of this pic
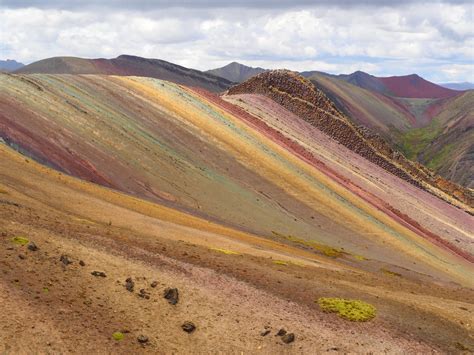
[11,236,29,246]
[317,297,376,322]
[112,332,124,341]
[273,260,288,266]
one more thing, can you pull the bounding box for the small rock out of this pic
[276,328,287,336]
[125,277,134,292]
[164,287,179,305]
[18,254,26,260]
[260,330,271,336]
[281,333,295,344]
[27,242,38,251]
[138,289,150,299]
[137,335,149,344]
[79,260,85,266]
[150,281,158,288]
[60,255,72,265]
[181,322,196,333]
[91,271,106,277]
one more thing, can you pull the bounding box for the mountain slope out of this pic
[305,72,472,187]
[15,55,234,92]
[2,142,474,352]
[307,72,415,132]
[1,71,474,351]
[337,71,390,95]
[397,91,474,187]
[206,62,266,83]
[1,70,472,272]
[0,59,24,71]
[227,70,471,207]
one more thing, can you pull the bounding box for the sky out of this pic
[1,0,473,83]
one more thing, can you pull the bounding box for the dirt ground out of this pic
[1,147,473,354]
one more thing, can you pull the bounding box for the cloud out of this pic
[2,0,471,9]
[0,1,472,82]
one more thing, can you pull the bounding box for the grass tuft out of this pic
[317,297,376,322]
[273,260,288,266]
[11,236,29,246]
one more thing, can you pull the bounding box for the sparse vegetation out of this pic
[272,231,344,258]
[396,120,442,160]
[381,268,402,277]
[317,297,376,322]
[11,236,29,246]
[426,143,455,171]
[210,248,240,255]
[273,260,288,266]
[354,255,368,261]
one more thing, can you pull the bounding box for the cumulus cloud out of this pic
[0,1,472,82]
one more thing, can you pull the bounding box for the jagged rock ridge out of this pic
[228,70,473,209]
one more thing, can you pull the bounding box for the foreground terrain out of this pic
[0,71,473,353]
[1,142,474,353]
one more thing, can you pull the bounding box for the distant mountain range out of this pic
[0,59,24,71]
[15,55,234,92]
[439,82,474,91]
[300,70,459,99]
[206,62,266,83]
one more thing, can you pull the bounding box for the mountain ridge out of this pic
[226,70,472,208]
[15,55,234,92]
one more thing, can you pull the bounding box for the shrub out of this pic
[317,297,376,321]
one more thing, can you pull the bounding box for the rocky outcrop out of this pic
[228,70,473,209]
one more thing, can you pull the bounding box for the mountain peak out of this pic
[206,62,266,83]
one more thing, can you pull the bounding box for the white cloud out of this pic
[0,2,472,82]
